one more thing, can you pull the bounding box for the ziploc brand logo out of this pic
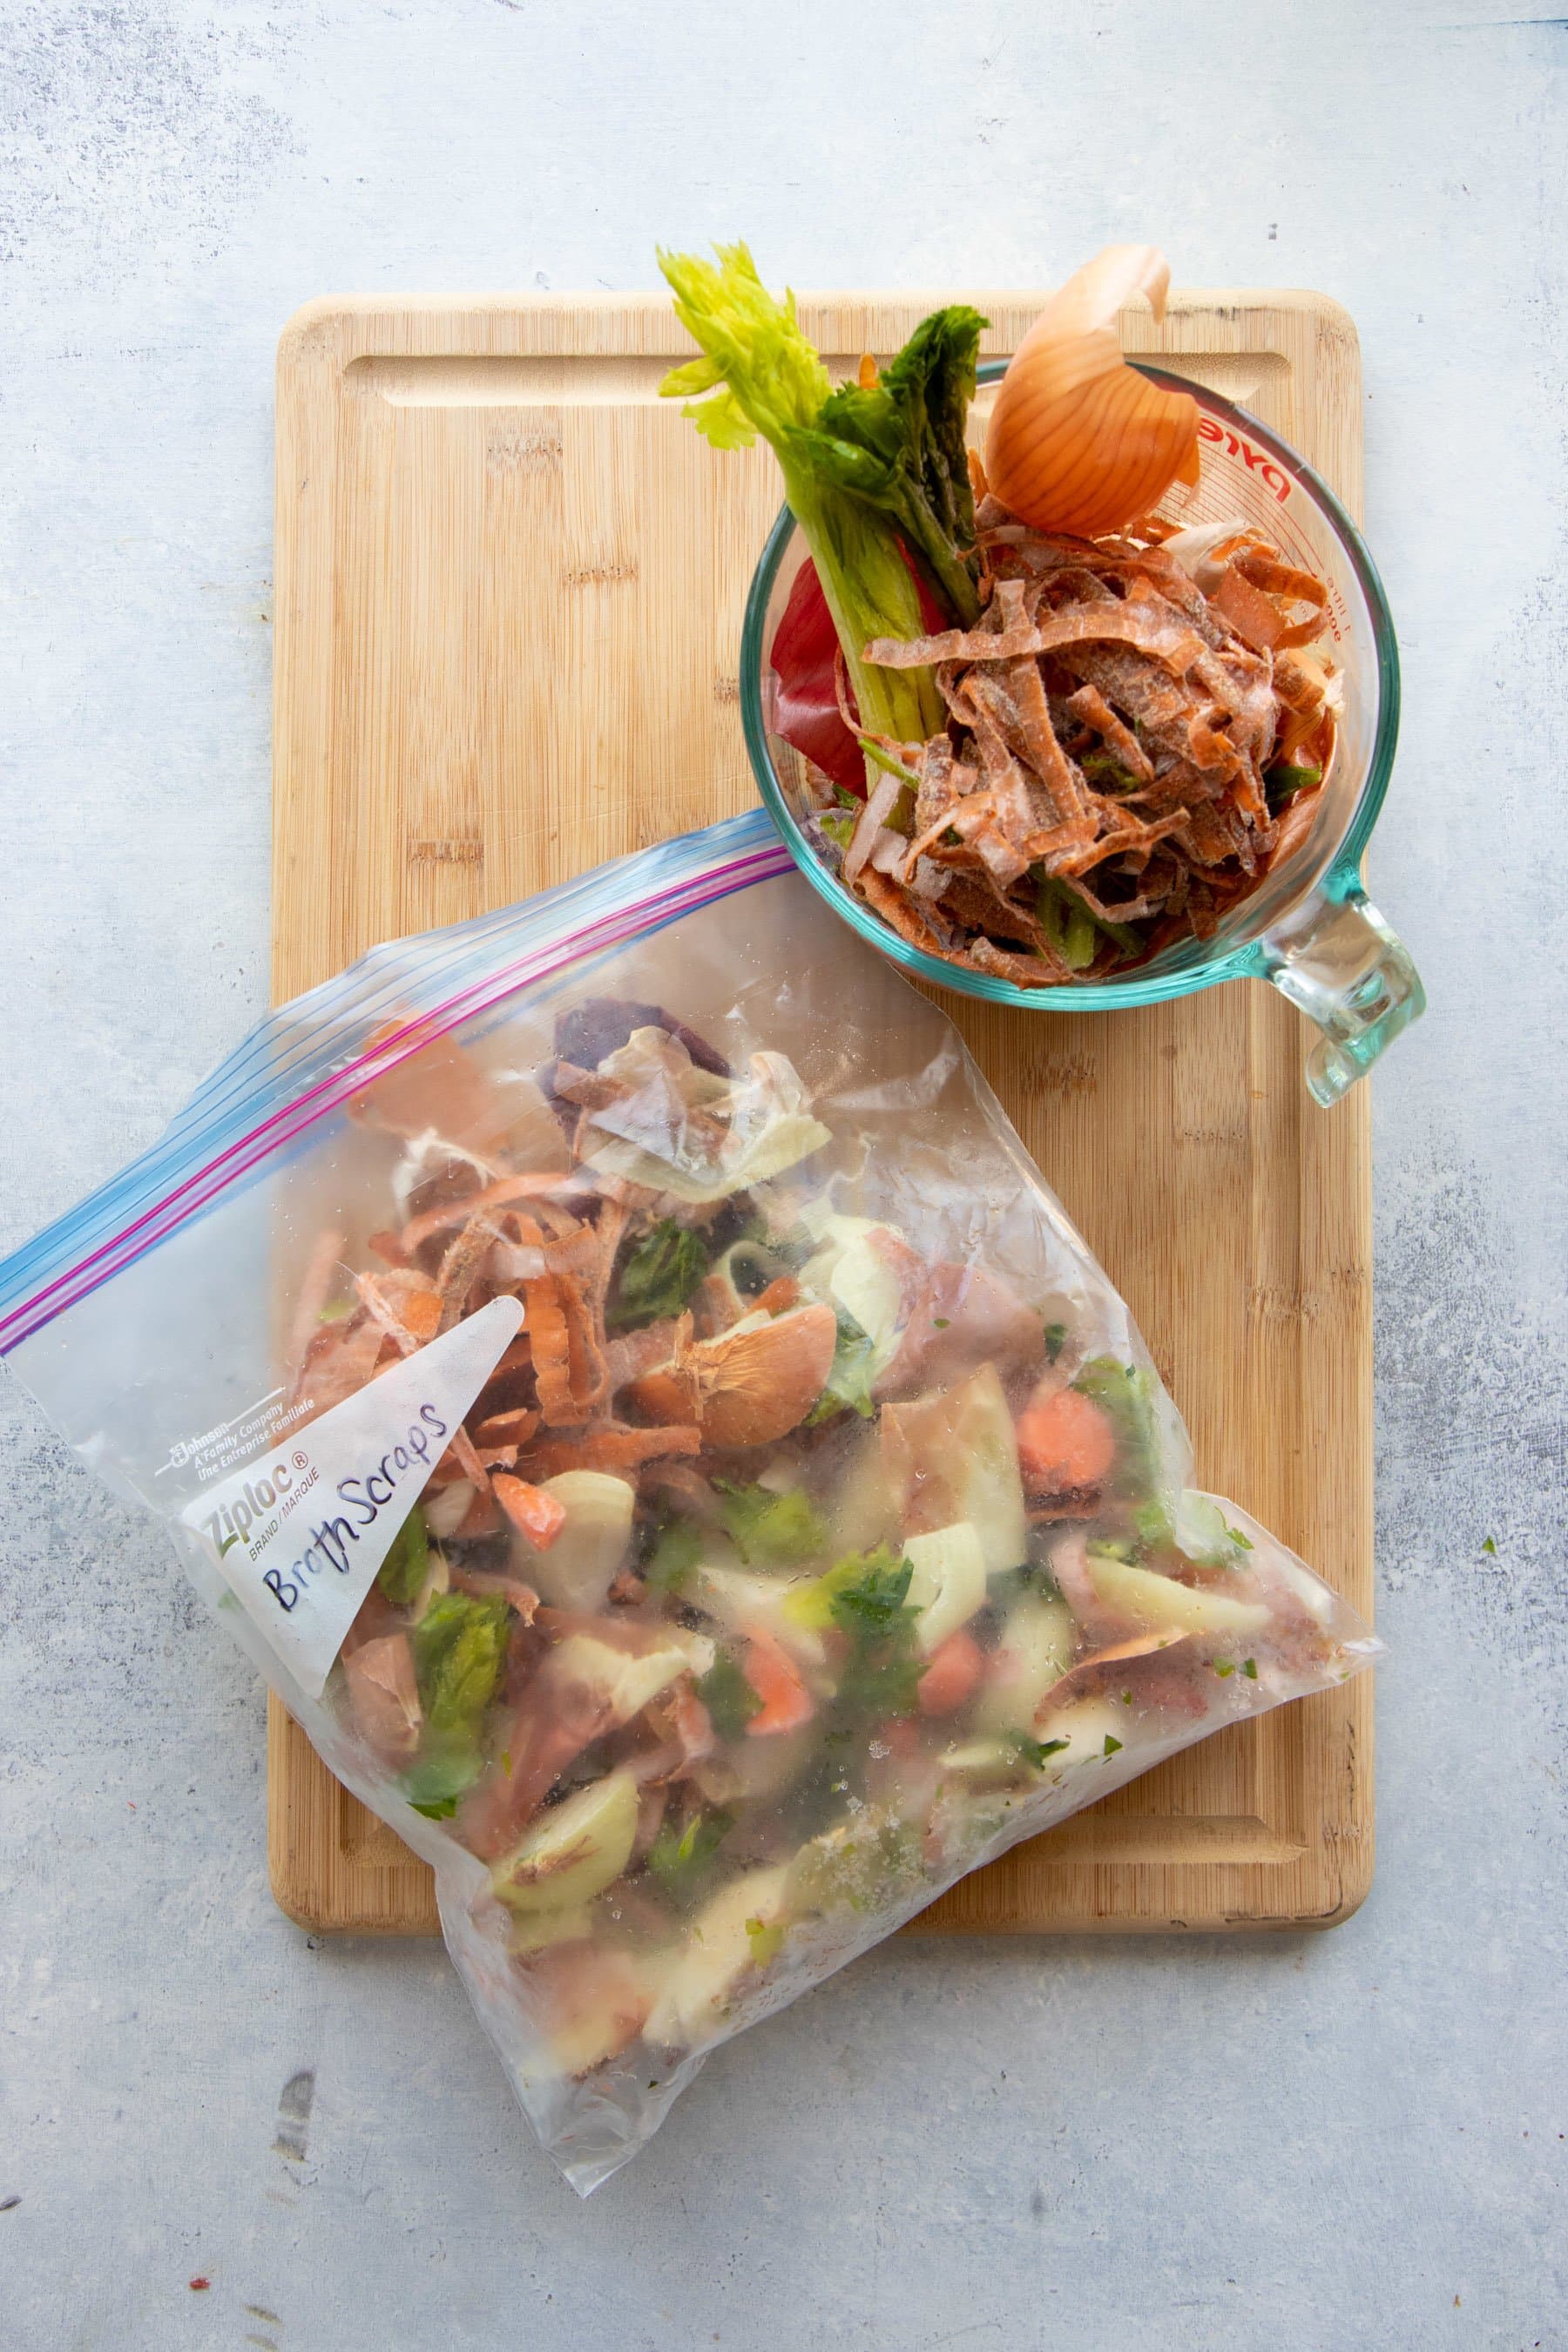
[179,1295,523,1699]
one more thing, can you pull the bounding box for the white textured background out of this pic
[1,3,1564,2347]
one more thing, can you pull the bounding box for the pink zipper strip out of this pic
[1,841,793,1351]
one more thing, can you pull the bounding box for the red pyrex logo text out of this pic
[1198,415,1291,503]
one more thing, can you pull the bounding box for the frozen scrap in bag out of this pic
[0,810,1381,2193]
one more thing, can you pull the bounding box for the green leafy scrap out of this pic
[807,1310,880,1423]
[645,1517,705,1598]
[1008,1732,1071,1770]
[1034,869,1142,967]
[411,1594,510,1738]
[829,1548,923,1720]
[838,1643,922,1724]
[1080,750,1142,794]
[401,1744,484,1818]
[787,1544,911,1634]
[399,1593,510,1819]
[1074,1356,1168,1531]
[1133,1500,1174,1549]
[1265,761,1322,810]
[699,1652,762,1740]
[715,1480,828,1568]
[785,1546,923,1726]
[647,1807,734,1904]
[808,304,989,625]
[376,1504,429,1605]
[1035,873,1096,970]
[827,1547,915,1636]
[607,1218,708,1332]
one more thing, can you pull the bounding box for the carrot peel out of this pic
[492,1473,568,1551]
[742,1630,814,1737]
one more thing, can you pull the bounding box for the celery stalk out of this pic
[658,243,950,746]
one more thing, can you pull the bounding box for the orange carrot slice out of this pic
[753,1274,801,1316]
[1016,1387,1117,1493]
[473,1406,541,1450]
[743,1630,814,1737]
[356,1271,442,1349]
[492,1473,568,1551]
[916,1627,986,1717]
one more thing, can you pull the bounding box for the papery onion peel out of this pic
[985,247,1200,537]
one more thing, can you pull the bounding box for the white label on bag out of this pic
[179,1295,524,1698]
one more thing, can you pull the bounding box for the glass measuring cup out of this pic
[740,361,1423,1105]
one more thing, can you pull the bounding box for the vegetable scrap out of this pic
[983,245,1200,538]
[659,241,1339,982]
[306,995,1369,2090]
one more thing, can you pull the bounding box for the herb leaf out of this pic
[786,1546,923,1725]
[645,1517,705,1597]
[827,1547,914,1634]
[699,1652,762,1740]
[377,1504,429,1605]
[1074,1357,1168,1535]
[608,1219,708,1331]
[829,1549,922,1718]
[807,1310,880,1423]
[400,1592,510,1817]
[410,1594,510,1738]
[647,1807,733,1903]
[1265,761,1322,811]
[715,1480,828,1568]
[1008,1731,1071,1769]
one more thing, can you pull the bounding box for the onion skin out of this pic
[985,246,1200,537]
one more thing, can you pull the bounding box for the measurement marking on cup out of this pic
[273,2068,315,2161]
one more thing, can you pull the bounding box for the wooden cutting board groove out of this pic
[269,287,1373,1935]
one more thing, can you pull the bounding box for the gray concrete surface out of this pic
[1,3,1564,2346]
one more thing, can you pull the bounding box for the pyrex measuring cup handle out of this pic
[1260,875,1425,1106]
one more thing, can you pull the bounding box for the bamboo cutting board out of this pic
[269,288,1373,1935]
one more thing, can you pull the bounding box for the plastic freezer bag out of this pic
[0,809,1380,2193]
